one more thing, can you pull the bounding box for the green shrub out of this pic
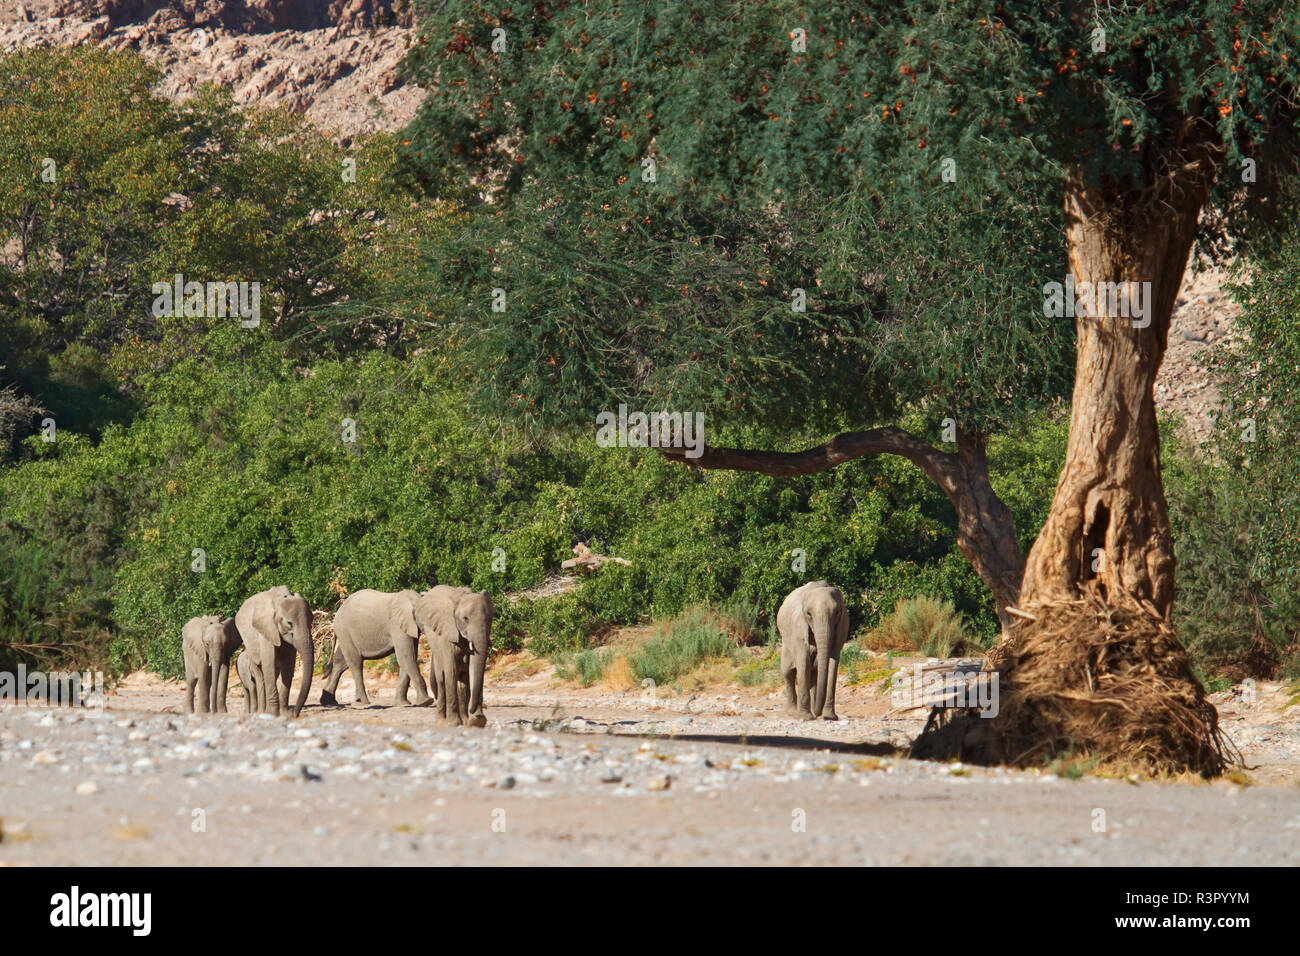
[868,596,970,658]
[736,647,780,687]
[554,646,614,686]
[627,607,741,686]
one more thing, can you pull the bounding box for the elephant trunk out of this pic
[292,641,313,718]
[209,656,222,712]
[468,647,486,718]
[812,624,831,717]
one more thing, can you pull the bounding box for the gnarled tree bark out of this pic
[1017,153,1218,621]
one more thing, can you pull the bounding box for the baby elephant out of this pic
[777,581,848,721]
[321,589,432,707]
[182,615,242,714]
[235,650,260,714]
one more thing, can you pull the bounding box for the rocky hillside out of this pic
[1157,262,1242,446]
[0,0,1242,438]
[0,0,423,135]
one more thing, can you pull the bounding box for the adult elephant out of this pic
[414,586,493,727]
[235,586,314,717]
[777,581,848,721]
[320,588,432,707]
[181,615,241,714]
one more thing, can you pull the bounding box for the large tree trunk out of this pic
[934,158,1237,777]
[1016,167,1212,619]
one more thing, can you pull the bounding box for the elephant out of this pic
[413,586,492,727]
[181,615,241,714]
[320,588,432,707]
[235,650,260,714]
[234,586,315,717]
[777,581,848,721]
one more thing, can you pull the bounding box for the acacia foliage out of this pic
[423,176,1069,438]
[402,1,1300,233]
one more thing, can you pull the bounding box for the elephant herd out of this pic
[181,578,844,727]
[181,584,493,727]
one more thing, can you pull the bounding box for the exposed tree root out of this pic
[912,588,1239,777]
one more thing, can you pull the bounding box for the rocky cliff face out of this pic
[0,0,424,135]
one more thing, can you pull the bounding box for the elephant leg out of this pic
[781,663,799,716]
[393,637,431,706]
[456,672,470,725]
[794,654,815,720]
[184,676,196,715]
[259,643,281,716]
[320,650,344,706]
[196,661,211,715]
[434,647,457,726]
[462,672,484,728]
[259,662,270,713]
[340,642,369,706]
[395,672,409,705]
[277,648,294,714]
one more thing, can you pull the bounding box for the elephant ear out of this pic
[390,593,420,641]
[479,590,494,620]
[832,590,849,652]
[252,593,284,648]
[416,588,460,644]
[777,590,810,648]
[181,618,204,652]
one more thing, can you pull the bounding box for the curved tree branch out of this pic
[658,426,962,492]
[659,425,1026,632]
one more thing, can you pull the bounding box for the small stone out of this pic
[76,781,99,795]
[646,774,672,791]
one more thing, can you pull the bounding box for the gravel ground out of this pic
[2,670,1300,866]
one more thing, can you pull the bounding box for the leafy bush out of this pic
[626,608,741,686]
[1165,244,1300,679]
[865,596,971,658]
